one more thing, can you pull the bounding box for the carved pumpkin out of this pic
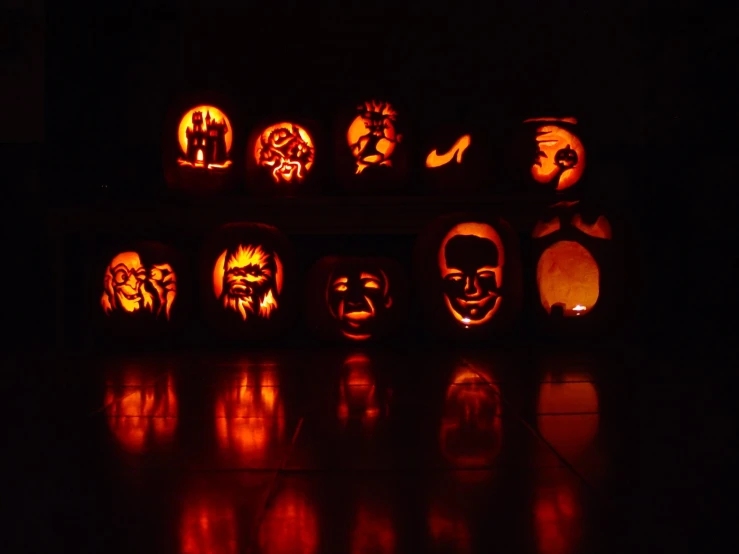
[419,110,487,194]
[336,98,408,194]
[523,117,586,193]
[439,366,503,468]
[163,95,238,194]
[306,256,407,342]
[96,241,182,342]
[215,363,286,467]
[415,213,522,339]
[530,201,616,335]
[202,223,293,341]
[246,119,321,196]
[105,371,178,453]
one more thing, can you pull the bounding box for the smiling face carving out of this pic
[438,223,505,326]
[212,245,282,321]
[526,120,586,191]
[101,251,177,320]
[327,267,392,340]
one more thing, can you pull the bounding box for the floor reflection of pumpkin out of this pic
[536,241,600,317]
[351,506,395,554]
[533,479,582,554]
[180,496,237,554]
[258,488,319,554]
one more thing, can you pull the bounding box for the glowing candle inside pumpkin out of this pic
[536,241,599,317]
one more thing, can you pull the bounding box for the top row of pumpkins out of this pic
[164,97,587,196]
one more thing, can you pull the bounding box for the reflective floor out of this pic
[9,345,711,553]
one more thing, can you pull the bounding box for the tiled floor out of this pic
[10,345,692,553]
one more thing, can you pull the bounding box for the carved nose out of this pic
[464,277,479,296]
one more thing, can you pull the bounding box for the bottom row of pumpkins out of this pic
[97,202,618,341]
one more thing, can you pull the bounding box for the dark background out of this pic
[2,4,734,354]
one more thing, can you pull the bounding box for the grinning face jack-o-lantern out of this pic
[213,245,283,322]
[177,105,233,171]
[438,223,505,327]
[524,117,585,192]
[254,122,315,184]
[347,100,402,174]
[532,201,612,320]
[101,251,176,320]
[327,268,392,341]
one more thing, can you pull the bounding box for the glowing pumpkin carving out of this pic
[415,214,522,339]
[524,117,586,192]
[336,97,408,193]
[163,95,238,193]
[531,201,616,335]
[306,256,407,342]
[202,223,293,340]
[246,119,321,195]
[96,241,182,341]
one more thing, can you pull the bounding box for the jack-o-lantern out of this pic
[96,241,183,342]
[215,364,286,468]
[508,116,587,197]
[439,366,503,468]
[336,98,408,194]
[530,201,617,336]
[202,223,293,341]
[418,110,488,194]
[415,214,522,339]
[163,95,239,194]
[105,371,178,453]
[246,119,321,196]
[306,256,407,342]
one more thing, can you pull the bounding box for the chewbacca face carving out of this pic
[212,245,282,321]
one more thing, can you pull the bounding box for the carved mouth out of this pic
[229,284,252,297]
[121,291,141,301]
[457,293,497,308]
[344,311,372,321]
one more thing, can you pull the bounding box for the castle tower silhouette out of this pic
[184,110,229,166]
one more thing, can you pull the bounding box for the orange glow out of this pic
[180,495,237,554]
[425,135,471,168]
[428,507,471,553]
[537,375,599,462]
[524,117,578,124]
[532,217,561,239]
[529,123,585,191]
[212,246,283,321]
[536,241,600,317]
[351,507,395,554]
[346,100,402,174]
[438,222,506,326]
[215,367,285,462]
[338,354,381,426]
[106,373,178,453]
[570,214,612,240]
[254,122,315,183]
[258,488,319,554]
[102,253,177,320]
[178,105,232,157]
[439,367,502,467]
[534,479,582,554]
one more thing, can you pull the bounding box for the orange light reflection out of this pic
[180,495,237,554]
[534,477,582,554]
[215,365,285,463]
[428,506,471,553]
[351,506,395,554]
[105,373,178,453]
[338,354,382,427]
[439,366,503,470]
[258,488,319,554]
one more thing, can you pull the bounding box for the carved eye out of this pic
[114,269,128,285]
[333,282,348,293]
[363,279,380,290]
[446,273,464,283]
[532,217,560,238]
[571,214,612,240]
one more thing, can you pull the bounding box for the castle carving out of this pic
[180,110,230,168]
